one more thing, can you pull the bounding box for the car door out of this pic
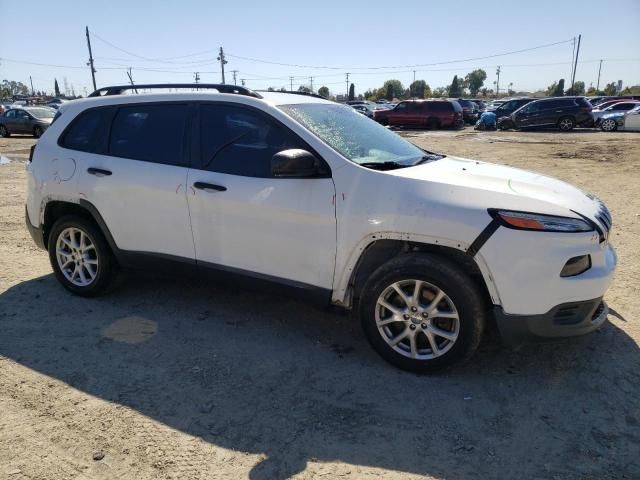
[187,102,337,290]
[14,109,32,133]
[2,109,18,132]
[515,101,542,127]
[69,102,196,260]
[624,109,640,131]
[388,102,409,126]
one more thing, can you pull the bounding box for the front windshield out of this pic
[279,103,429,166]
[26,107,56,119]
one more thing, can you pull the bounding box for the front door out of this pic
[187,103,337,290]
[388,102,410,127]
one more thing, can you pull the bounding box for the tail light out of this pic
[579,107,592,112]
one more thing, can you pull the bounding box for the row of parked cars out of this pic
[347,95,640,132]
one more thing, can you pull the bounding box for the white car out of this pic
[25,84,616,372]
[599,105,640,132]
[591,101,640,122]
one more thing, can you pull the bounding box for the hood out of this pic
[390,156,603,221]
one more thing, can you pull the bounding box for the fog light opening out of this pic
[561,255,591,277]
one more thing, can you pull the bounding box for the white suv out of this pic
[25,84,617,372]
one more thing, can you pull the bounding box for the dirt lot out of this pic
[1,129,639,480]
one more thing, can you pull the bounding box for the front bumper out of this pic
[495,298,608,345]
[25,205,46,249]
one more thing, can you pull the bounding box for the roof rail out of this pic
[256,90,330,101]
[88,83,263,99]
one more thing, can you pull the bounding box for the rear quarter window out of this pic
[59,107,115,153]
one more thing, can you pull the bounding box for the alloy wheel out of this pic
[601,119,617,132]
[55,227,99,287]
[375,279,460,360]
[559,118,574,131]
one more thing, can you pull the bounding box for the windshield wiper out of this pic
[359,161,409,171]
[412,153,446,166]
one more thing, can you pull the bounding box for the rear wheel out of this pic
[558,116,575,132]
[454,118,465,129]
[48,216,116,296]
[360,254,486,373]
[33,125,43,138]
[600,118,617,132]
[0,125,10,137]
[427,118,440,130]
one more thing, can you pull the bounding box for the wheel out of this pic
[48,216,116,296]
[0,125,10,137]
[33,125,43,138]
[558,116,575,132]
[427,118,440,130]
[454,118,465,129]
[600,118,617,132]
[498,118,513,130]
[378,118,389,126]
[359,253,486,373]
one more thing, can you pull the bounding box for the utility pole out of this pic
[231,70,238,85]
[29,75,34,96]
[345,73,350,99]
[290,76,294,91]
[194,72,200,84]
[570,34,581,93]
[495,66,501,96]
[85,26,97,91]
[310,76,314,92]
[596,59,603,92]
[413,70,416,84]
[217,47,227,84]
[241,78,246,87]
[569,36,576,85]
[126,67,138,93]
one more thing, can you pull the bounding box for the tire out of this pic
[33,125,43,138]
[0,125,10,137]
[427,118,440,130]
[600,118,617,132]
[558,116,575,132]
[359,253,486,373]
[48,215,117,297]
[378,118,389,126]
[454,118,465,129]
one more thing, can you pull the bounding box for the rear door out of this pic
[70,102,195,260]
[187,102,337,290]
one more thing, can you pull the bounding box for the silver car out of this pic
[0,107,56,138]
[591,101,640,123]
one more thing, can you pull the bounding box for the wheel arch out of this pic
[334,236,501,310]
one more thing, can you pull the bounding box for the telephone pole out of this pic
[85,26,97,91]
[126,67,138,93]
[290,76,294,91]
[29,76,34,96]
[570,34,581,93]
[345,73,350,99]
[194,72,200,84]
[495,66,501,96]
[241,78,246,87]
[596,59,603,92]
[413,70,416,84]
[310,76,314,92]
[231,70,238,85]
[217,47,227,84]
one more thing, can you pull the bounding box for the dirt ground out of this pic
[1,128,639,480]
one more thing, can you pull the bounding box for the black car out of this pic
[508,97,593,132]
[472,100,487,113]
[492,98,535,121]
[457,99,479,123]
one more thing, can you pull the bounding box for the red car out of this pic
[373,100,464,129]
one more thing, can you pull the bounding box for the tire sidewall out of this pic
[360,254,485,373]
[48,216,114,296]
[558,116,575,131]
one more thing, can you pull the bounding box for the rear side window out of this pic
[109,104,188,166]
[200,104,306,178]
[60,107,114,153]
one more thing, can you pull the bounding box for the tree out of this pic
[348,83,355,101]
[565,81,585,96]
[1,80,29,98]
[297,85,311,93]
[54,79,61,97]
[464,69,487,96]
[448,75,462,98]
[318,86,330,98]
[603,82,617,95]
[432,86,447,98]
[551,79,565,97]
[409,80,430,98]
[620,85,640,95]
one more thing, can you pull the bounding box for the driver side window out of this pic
[200,104,306,178]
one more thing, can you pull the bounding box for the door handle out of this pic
[193,181,227,192]
[87,167,112,177]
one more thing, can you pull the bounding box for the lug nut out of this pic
[411,306,418,312]
[422,312,428,317]
[421,323,427,329]
[409,324,416,330]
[403,314,410,320]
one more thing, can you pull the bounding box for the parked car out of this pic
[508,97,593,131]
[373,100,464,129]
[485,101,505,111]
[457,99,479,123]
[25,84,615,372]
[599,105,640,132]
[471,100,487,114]
[592,98,638,111]
[591,101,640,123]
[0,107,56,137]
[351,104,373,118]
[492,98,535,124]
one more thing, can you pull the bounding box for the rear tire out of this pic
[33,126,43,138]
[600,118,617,132]
[359,253,486,373]
[0,125,10,137]
[427,118,440,130]
[48,216,117,297]
[558,116,575,132]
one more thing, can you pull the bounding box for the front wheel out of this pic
[33,125,43,138]
[558,116,575,132]
[600,118,617,132]
[48,216,117,296]
[360,254,486,373]
[0,125,10,137]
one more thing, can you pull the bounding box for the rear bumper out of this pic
[25,206,45,249]
[495,298,608,345]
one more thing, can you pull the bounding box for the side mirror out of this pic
[271,149,321,178]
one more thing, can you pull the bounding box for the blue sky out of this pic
[1,0,639,96]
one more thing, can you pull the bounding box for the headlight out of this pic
[490,209,594,232]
